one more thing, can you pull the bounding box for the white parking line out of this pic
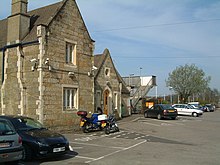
[85,140,147,164]
[70,141,125,149]
[75,155,96,160]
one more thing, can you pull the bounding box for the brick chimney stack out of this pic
[7,0,30,44]
[11,0,28,15]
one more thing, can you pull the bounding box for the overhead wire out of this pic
[92,18,220,59]
[112,55,220,59]
[92,18,220,33]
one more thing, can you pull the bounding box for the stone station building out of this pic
[0,0,130,131]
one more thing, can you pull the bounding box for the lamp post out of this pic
[169,86,173,105]
[139,67,142,86]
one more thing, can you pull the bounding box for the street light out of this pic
[169,86,173,105]
[140,67,142,86]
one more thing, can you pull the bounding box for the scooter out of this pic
[77,110,108,133]
[104,114,119,134]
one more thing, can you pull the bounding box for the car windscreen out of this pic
[0,120,16,135]
[161,104,175,109]
[12,117,45,131]
[187,105,195,109]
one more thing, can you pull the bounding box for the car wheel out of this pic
[192,112,198,117]
[23,144,32,161]
[157,114,162,120]
[144,112,148,118]
[171,117,176,120]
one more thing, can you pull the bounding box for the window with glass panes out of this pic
[63,87,78,110]
[65,42,76,64]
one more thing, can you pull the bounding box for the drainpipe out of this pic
[1,40,39,84]
[1,48,5,84]
[0,40,39,115]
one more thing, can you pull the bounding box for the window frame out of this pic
[104,67,110,77]
[96,90,101,109]
[113,92,118,110]
[65,40,77,65]
[63,86,78,111]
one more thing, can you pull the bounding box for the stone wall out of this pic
[95,53,121,115]
[40,0,94,131]
[1,0,94,132]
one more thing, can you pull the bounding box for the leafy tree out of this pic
[201,88,220,105]
[166,64,210,103]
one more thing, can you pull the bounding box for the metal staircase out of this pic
[131,77,155,109]
[123,75,156,111]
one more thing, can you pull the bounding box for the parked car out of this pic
[0,118,23,163]
[201,105,209,112]
[172,104,203,117]
[205,104,215,112]
[188,102,200,109]
[144,104,178,120]
[0,116,70,160]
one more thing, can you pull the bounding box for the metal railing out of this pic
[131,77,154,108]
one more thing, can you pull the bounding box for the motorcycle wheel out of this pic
[104,126,110,135]
[115,126,119,132]
[82,123,89,133]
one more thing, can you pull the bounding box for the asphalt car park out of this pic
[16,109,220,165]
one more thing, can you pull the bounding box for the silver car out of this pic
[172,104,203,117]
[0,119,23,163]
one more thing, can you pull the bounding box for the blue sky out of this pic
[1,0,220,96]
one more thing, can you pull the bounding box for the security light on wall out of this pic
[30,58,37,63]
[45,58,49,65]
[88,71,94,77]
[68,72,75,77]
[92,66,98,71]
[30,58,38,71]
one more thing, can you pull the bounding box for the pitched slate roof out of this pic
[23,2,63,43]
[0,0,93,48]
[94,49,130,94]
[0,2,63,48]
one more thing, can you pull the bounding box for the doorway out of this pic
[103,89,110,115]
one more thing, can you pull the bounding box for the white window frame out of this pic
[104,67,110,77]
[63,86,78,111]
[96,90,101,109]
[114,92,118,110]
[65,40,76,65]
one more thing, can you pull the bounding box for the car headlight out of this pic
[37,141,49,147]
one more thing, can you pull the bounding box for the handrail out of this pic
[131,77,154,107]
[131,78,142,97]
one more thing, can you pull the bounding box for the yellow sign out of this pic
[146,102,154,108]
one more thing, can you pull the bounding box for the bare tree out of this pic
[166,64,211,103]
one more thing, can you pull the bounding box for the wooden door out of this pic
[103,90,109,115]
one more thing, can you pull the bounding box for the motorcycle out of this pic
[77,110,108,133]
[104,114,119,134]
